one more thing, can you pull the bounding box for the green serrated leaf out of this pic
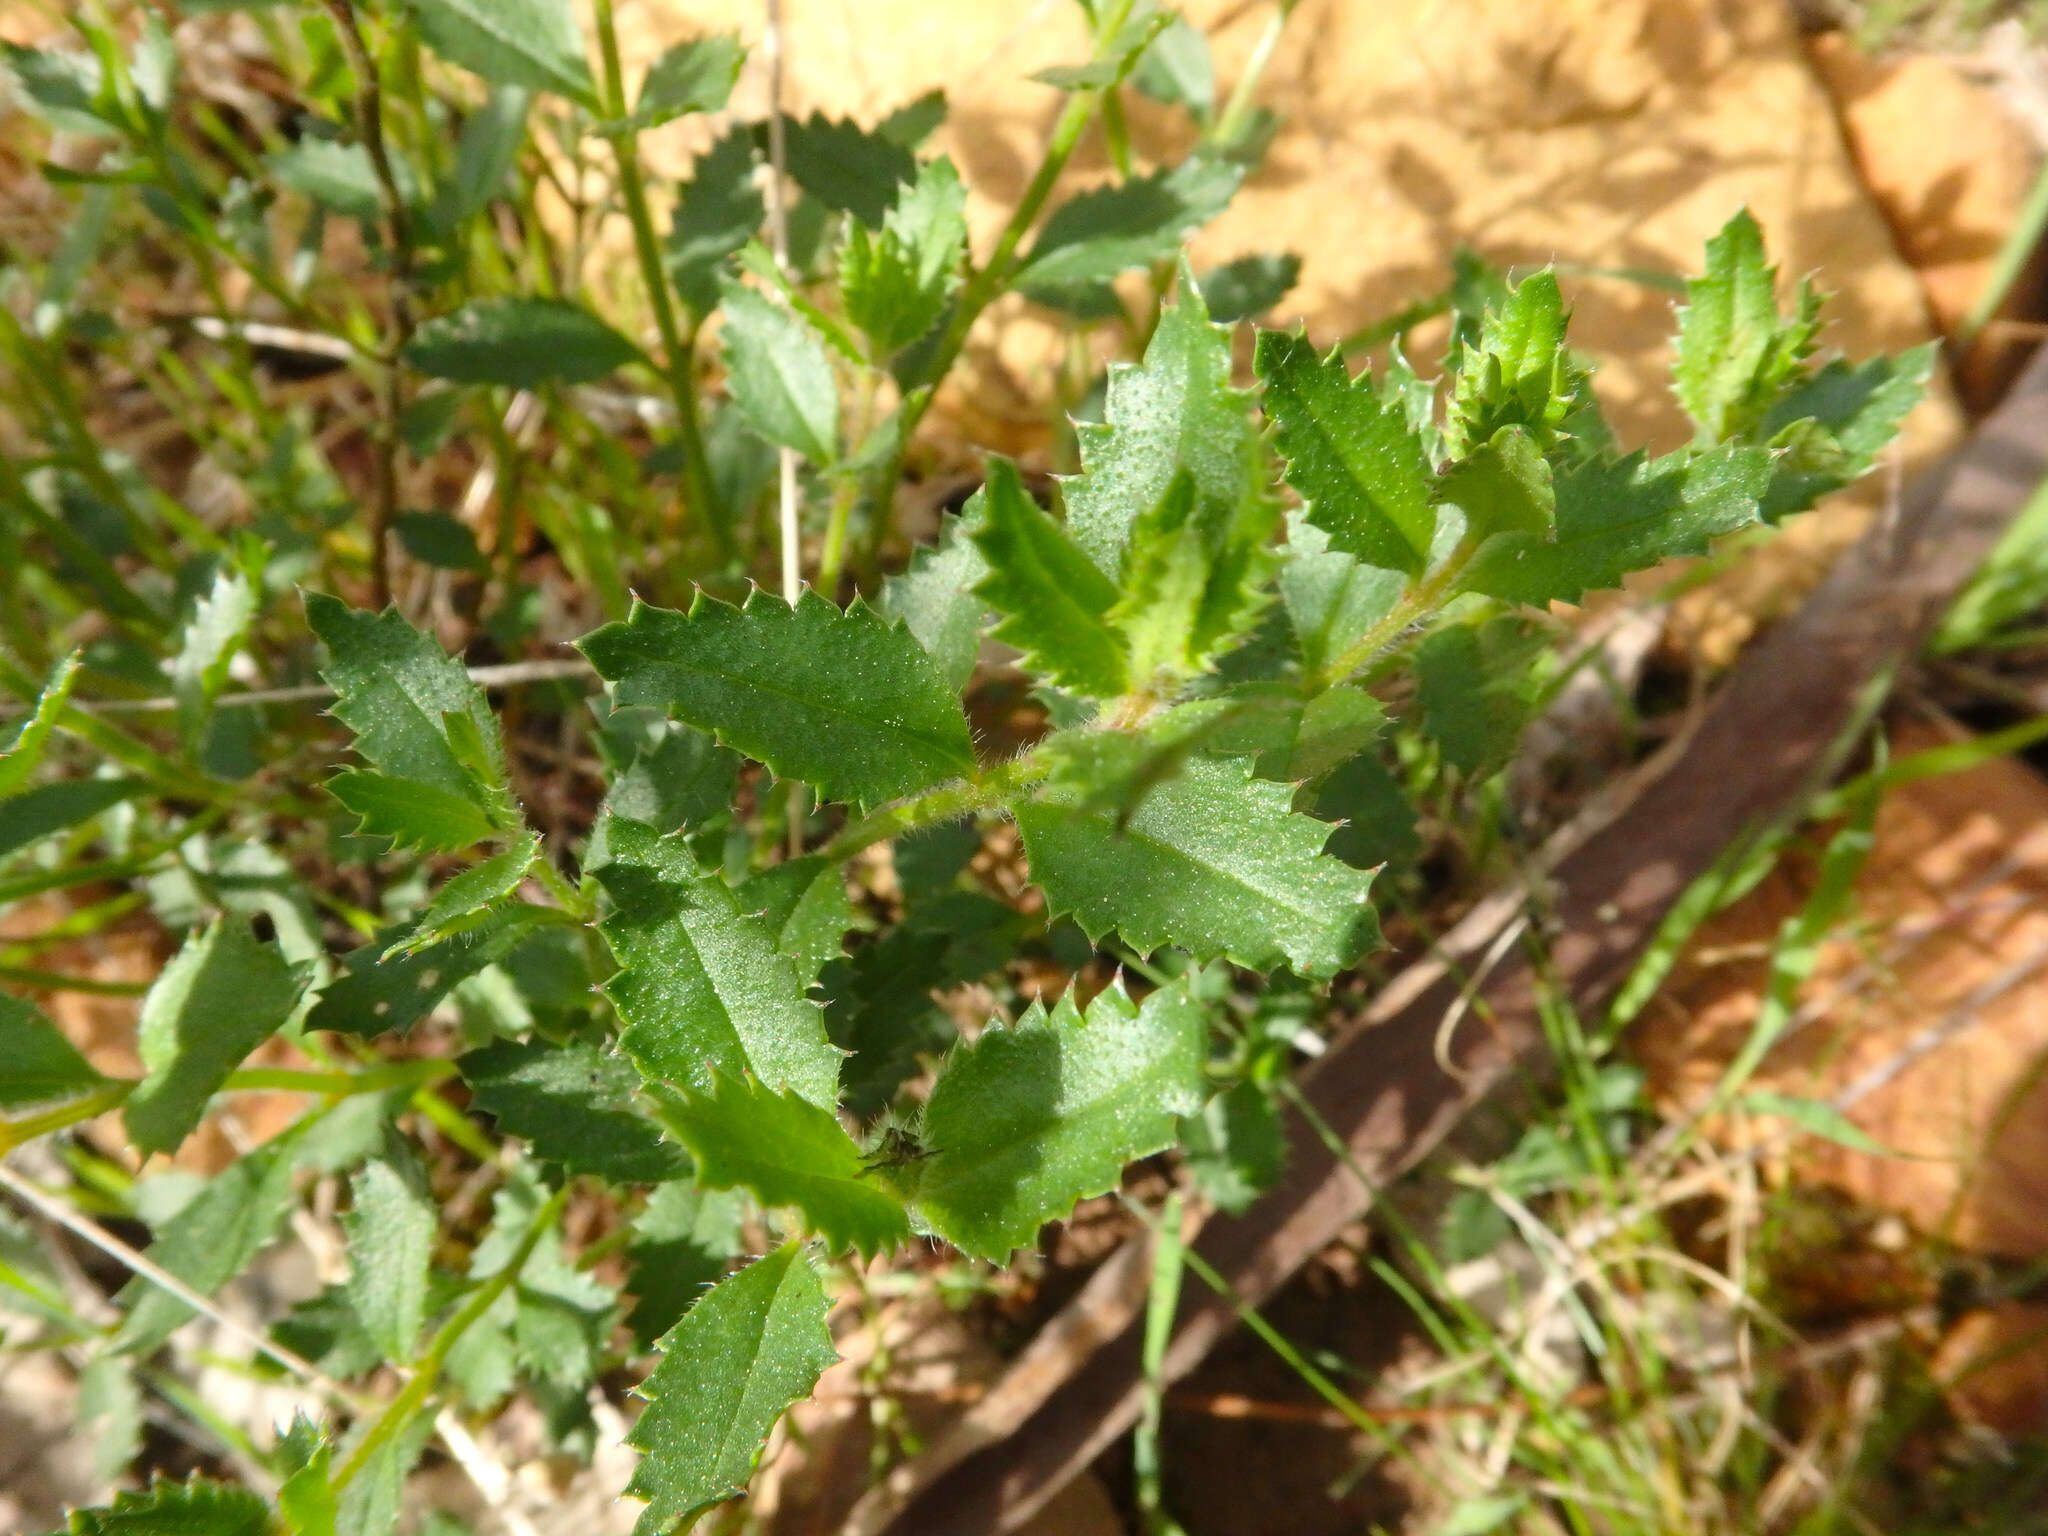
[403,0,595,107]
[716,280,839,463]
[306,592,505,792]
[625,1181,744,1348]
[0,652,80,798]
[666,126,764,318]
[611,32,742,132]
[1031,700,1234,831]
[125,916,302,1158]
[824,891,1027,1116]
[403,296,638,388]
[1017,752,1378,977]
[1277,513,1404,682]
[737,855,857,989]
[1446,269,1577,457]
[168,567,257,752]
[626,1243,838,1534]
[1181,1080,1287,1215]
[1673,209,1819,444]
[1063,281,1257,576]
[61,1475,272,1536]
[1196,252,1299,323]
[1757,344,1932,519]
[1458,444,1772,606]
[1256,329,1435,576]
[582,588,974,812]
[879,494,991,694]
[668,1069,910,1258]
[327,769,502,853]
[972,456,1128,698]
[463,1035,686,1182]
[307,593,513,849]
[767,111,918,228]
[1436,425,1554,542]
[1215,682,1387,783]
[1019,156,1242,296]
[306,904,552,1038]
[116,1132,303,1352]
[467,1166,618,1392]
[840,156,967,357]
[1413,616,1543,779]
[0,992,105,1109]
[278,1433,338,1536]
[1108,466,1275,687]
[596,815,839,1108]
[900,979,1207,1259]
[594,702,741,835]
[384,832,539,956]
[343,1135,436,1363]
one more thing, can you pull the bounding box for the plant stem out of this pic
[819,753,1051,863]
[1134,1192,1186,1536]
[529,844,594,919]
[0,1061,459,1157]
[332,1181,572,1492]
[1211,0,1294,148]
[325,0,417,608]
[0,1083,134,1155]
[223,1060,458,1097]
[1316,536,1479,691]
[592,0,729,563]
[819,370,880,595]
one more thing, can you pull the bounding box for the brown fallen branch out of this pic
[856,344,2048,1536]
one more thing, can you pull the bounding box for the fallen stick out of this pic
[857,343,2048,1536]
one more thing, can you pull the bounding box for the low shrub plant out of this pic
[0,0,1928,1529]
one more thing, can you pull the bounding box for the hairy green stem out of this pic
[332,1182,571,1492]
[593,0,729,562]
[820,753,1052,863]
[1316,535,1480,691]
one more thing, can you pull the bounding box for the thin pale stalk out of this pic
[0,1160,353,1403]
[1211,0,1294,147]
